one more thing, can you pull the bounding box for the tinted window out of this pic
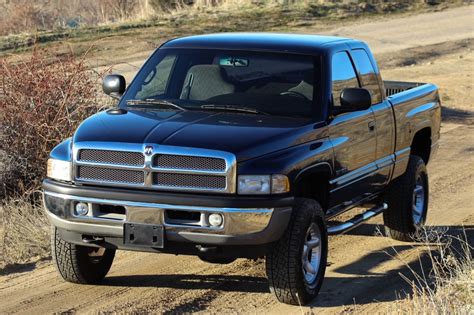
[331,52,359,107]
[351,49,382,104]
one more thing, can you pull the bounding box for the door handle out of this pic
[368,121,376,131]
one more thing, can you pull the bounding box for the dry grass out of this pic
[385,227,473,314]
[0,199,50,271]
[1,0,464,54]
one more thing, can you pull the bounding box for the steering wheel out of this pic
[280,90,308,100]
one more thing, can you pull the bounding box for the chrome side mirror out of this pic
[103,74,126,100]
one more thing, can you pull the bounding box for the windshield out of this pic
[120,48,319,119]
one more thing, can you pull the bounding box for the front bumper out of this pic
[43,179,293,249]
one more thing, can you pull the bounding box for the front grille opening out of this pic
[100,204,126,215]
[153,173,226,190]
[77,166,145,184]
[165,210,201,225]
[153,154,226,171]
[79,149,144,166]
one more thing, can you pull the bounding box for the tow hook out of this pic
[82,235,105,244]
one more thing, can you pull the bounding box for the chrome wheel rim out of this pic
[302,223,322,287]
[412,175,425,225]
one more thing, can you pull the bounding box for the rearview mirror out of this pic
[103,74,126,100]
[338,88,372,113]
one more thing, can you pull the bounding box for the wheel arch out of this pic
[292,162,332,212]
[411,127,431,164]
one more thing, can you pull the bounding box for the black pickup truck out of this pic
[43,33,441,305]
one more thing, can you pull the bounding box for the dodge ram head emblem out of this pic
[144,145,154,156]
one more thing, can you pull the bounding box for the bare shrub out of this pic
[0,199,50,269]
[0,48,104,198]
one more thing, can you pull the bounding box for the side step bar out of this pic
[327,203,388,235]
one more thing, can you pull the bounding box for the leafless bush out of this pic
[0,48,104,198]
[0,199,50,269]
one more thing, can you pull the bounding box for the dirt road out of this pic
[1,6,473,314]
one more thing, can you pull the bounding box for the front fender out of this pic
[50,138,72,161]
[237,137,334,190]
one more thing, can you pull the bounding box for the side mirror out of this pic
[103,74,126,100]
[338,88,372,113]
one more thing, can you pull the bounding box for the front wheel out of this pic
[266,198,328,305]
[51,227,115,284]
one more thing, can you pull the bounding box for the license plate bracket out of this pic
[124,223,164,248]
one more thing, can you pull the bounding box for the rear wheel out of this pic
[383,155,429,241]
[266,198,327,305]
[51,227,115,284]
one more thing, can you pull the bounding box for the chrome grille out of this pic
[153,154,226,171]
[73,143,236,193]
[79,149,144,166]
[153,173,226,189]
[77,166,144,184]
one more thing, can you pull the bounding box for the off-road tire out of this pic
[383,155,429,242]
[266,198,328,305]
[51,227,115,284]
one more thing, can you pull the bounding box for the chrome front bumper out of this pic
[43,191,291,245]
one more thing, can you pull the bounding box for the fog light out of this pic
[76,202,89,216]
[209,213,223,227]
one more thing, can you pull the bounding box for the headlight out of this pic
[47,159,72,182]
[238,175,289,195]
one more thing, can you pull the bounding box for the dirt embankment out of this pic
[0,6,472,314]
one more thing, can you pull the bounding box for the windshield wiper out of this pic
[126,99,187,111]
[200,104,269,115]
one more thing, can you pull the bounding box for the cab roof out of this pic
[162,33,355,55]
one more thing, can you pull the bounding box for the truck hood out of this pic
[73,109,321,162]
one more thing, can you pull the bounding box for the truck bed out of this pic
[384,80,425,97]
[384,80,441,180]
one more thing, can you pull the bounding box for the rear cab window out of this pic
[350,49,383,104]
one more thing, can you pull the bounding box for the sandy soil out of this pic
[0,6,472,314]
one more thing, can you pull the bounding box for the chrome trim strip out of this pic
[73,142,237,194]
[330,154,396,191]
[330,162,377,187]
[149,167,227,175]
[395,147,411,160]
[75,161,145,170]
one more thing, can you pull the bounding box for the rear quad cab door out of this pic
[327,51,377,208]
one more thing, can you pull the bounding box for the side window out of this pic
[331,52,359,107]
[351,49,382,104]
[136,54,177,99]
